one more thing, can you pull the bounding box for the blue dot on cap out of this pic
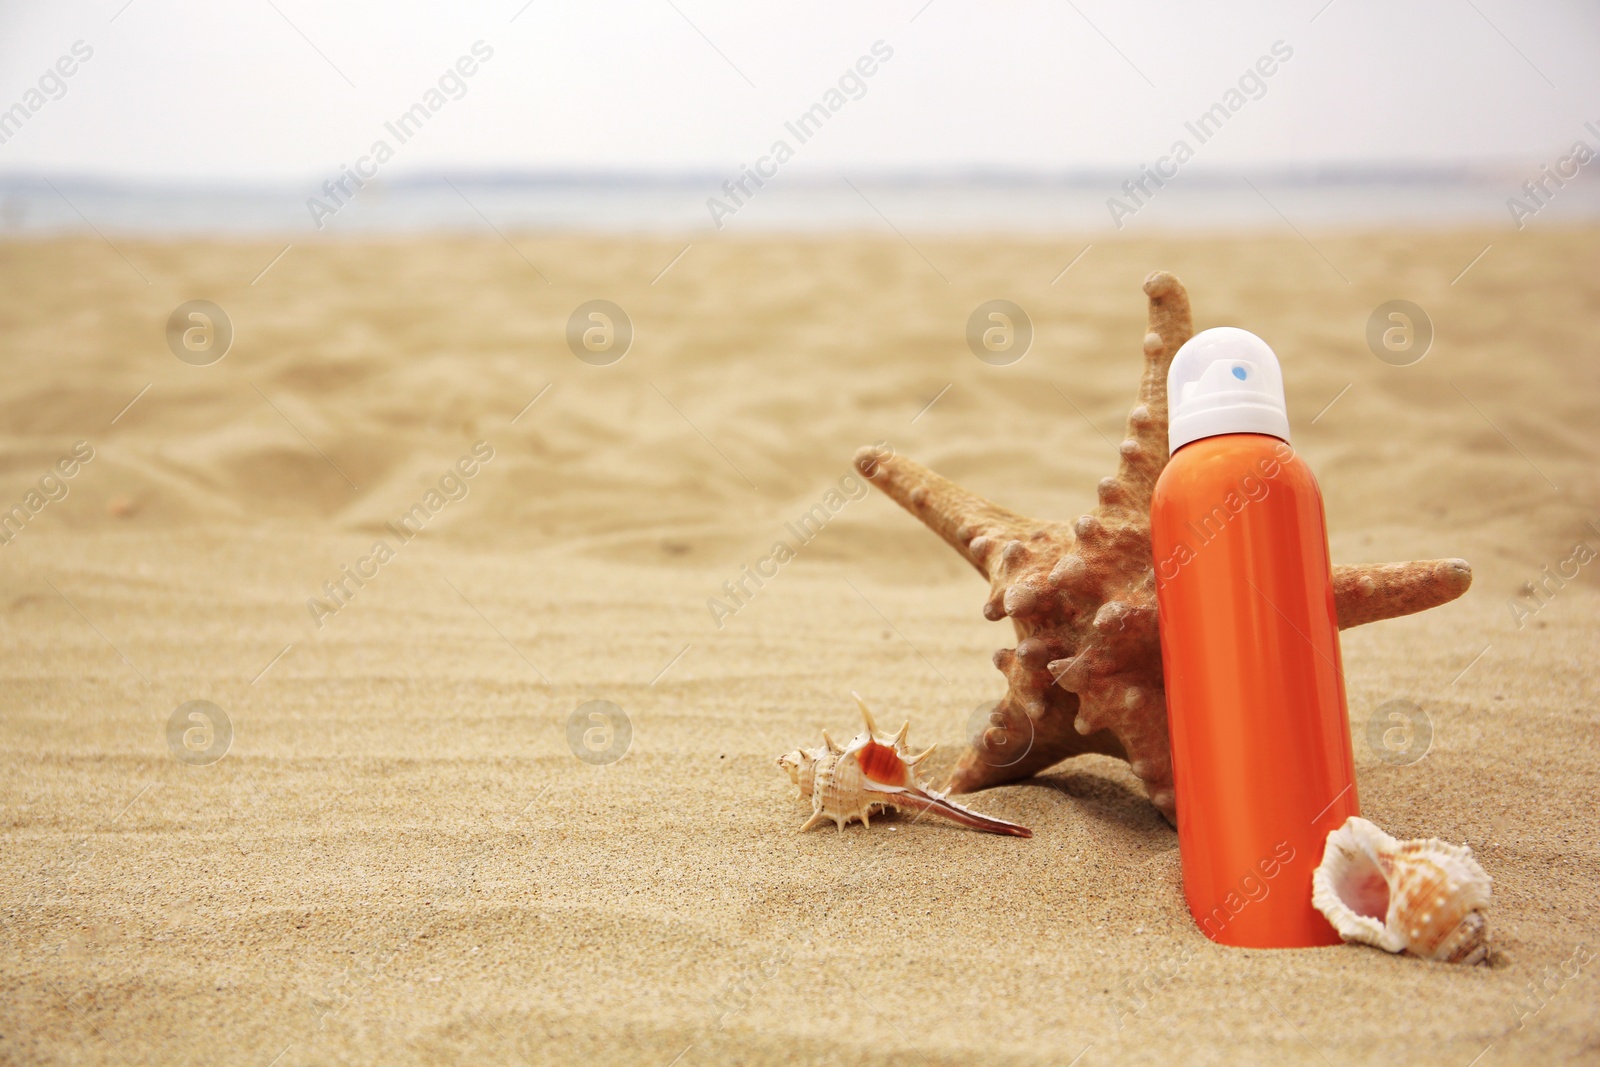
[1231,365,1248,380]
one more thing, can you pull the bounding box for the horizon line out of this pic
[0,161,1570,194]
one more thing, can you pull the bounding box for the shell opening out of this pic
[1337,850,1391,923]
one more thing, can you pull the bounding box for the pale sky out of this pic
[0,0,1595,182]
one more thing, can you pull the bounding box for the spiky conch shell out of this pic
[1312,816,1491,964]
[777,694,1031,837]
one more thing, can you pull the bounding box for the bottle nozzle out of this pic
[1167,327,1291,453]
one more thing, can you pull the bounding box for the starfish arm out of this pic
[853,447,1048,580]
[1100,272,1193,516]
[945,689,1127,794]
[1333,559,1472,629]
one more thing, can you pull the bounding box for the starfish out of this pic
[853,271,1471,826]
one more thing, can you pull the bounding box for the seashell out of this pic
[1312,816,1491,964]
[777,694,1031,837]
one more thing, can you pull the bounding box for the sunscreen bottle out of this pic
[1150,327,1357,948]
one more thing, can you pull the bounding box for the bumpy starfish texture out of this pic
[853,271,1472,825]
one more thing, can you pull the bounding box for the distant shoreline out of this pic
[2,170,1597,235]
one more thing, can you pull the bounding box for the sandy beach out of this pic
[1,227,1597,1065]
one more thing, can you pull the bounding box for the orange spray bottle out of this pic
[1150,327,1357,948]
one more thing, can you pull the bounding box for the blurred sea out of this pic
[1,170,1596,234]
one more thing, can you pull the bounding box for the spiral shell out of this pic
[777,694,1031,837]
[1312,816,1491,964]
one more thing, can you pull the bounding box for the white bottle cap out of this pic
[1166,327,1291,454]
